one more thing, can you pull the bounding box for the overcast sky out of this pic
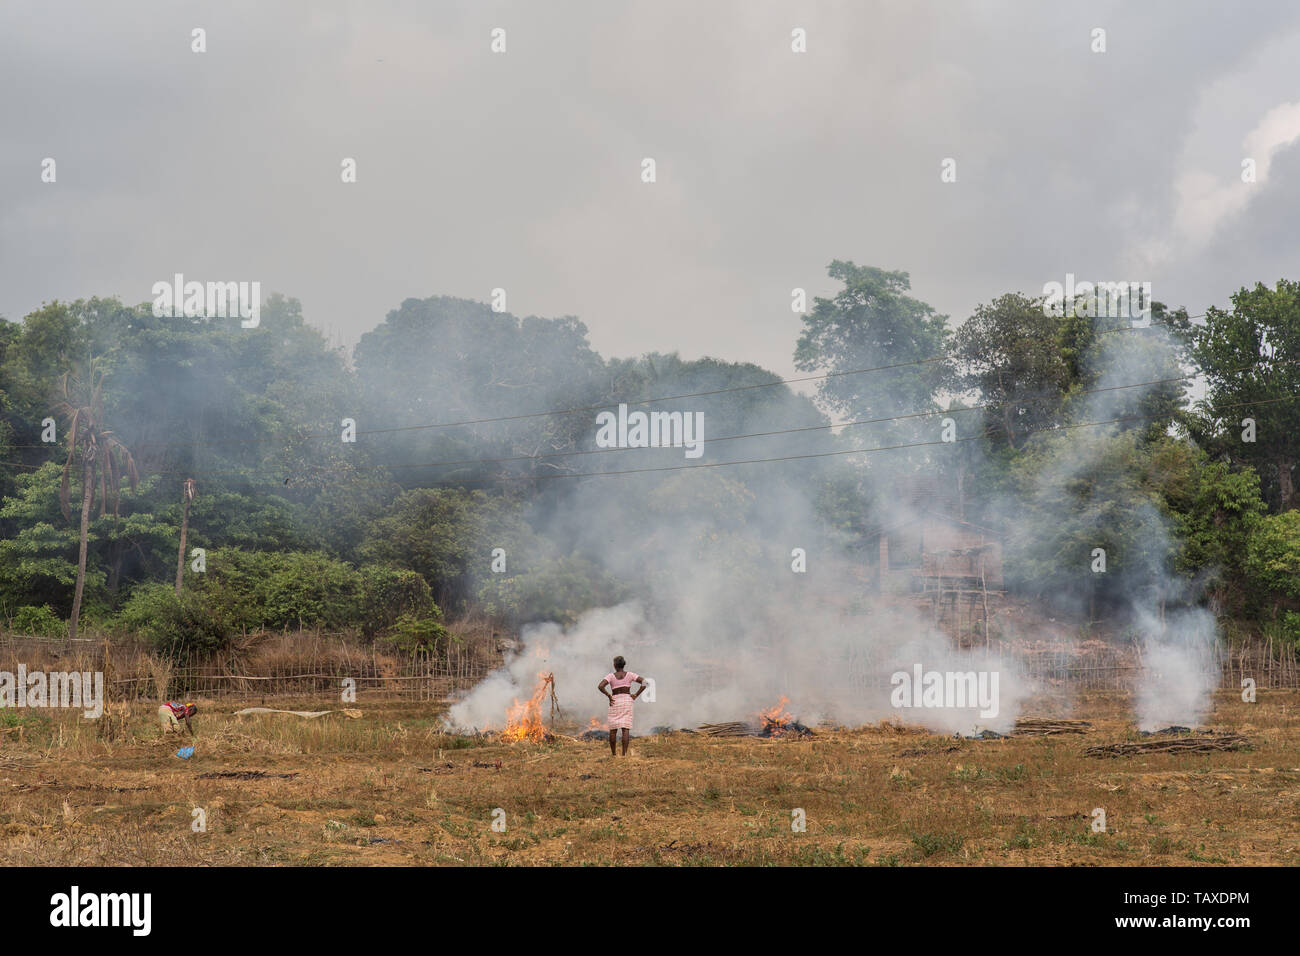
[3,0,1299,382]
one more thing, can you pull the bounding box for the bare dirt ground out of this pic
[2,690,1298,866]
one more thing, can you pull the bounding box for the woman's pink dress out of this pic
[606,671,640,730]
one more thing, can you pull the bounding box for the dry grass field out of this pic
[2,690,1298,866]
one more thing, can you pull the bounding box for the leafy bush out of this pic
[194,549,363,632]
[358,487,537,612]
[115,583,233,663]
[358,566,434,639]
[475,554,626,627]
[1244,511,1300,608]
[9,604,65,638]
[115,553,453,658]
[1260,613,1300,653]
[378,611,451,655]
[114,582,178,634]
[1284,612,1300,648]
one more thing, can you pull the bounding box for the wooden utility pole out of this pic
[175,478,196,596]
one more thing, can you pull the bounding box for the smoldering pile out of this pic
[576,717,815,741]
[695,718,816,739]
[1138,725,1192,737]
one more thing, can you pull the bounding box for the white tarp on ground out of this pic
[234,707,361,719]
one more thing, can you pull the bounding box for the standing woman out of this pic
[598,656,648,756]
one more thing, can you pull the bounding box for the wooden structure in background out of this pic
[864,477,1005,643]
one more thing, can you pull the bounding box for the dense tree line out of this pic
[0,267,1296,659]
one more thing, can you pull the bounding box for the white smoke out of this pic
[438,297,1221,740]
[446,595,1035,735]
[1132,605,1219,731]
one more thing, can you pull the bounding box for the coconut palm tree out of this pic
[55,359,138,642]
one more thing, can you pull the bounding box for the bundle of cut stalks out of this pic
[147,658,173,703]
[696,721,757,737]
[1012,717,1092,737]
[1083,733,1249,758]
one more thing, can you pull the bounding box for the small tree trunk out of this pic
[98,636,119,741]
[107,539,123,596]
[1278,458,1295,510]
[175,481,193,596]
[69,458,94,645]
[1002,405,1017,451]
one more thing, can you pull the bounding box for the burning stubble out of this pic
[447,599,1033,736]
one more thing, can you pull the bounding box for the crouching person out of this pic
[158,701,197,736]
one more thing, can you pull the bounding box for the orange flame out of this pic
[759,696,793,736]
[503,672,554,743]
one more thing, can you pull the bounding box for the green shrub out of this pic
[187,549,363,632]
[359,566,434,639]
[115,552,455,659]
[475,554,625,627]
[909,831,965,858]
[115,583,232,663]
[1261,613,1300,653]
[378,611,451,655]
[114,582,179,636]
[1245,511,1300,612]
[10,604,65,638]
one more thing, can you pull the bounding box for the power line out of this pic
[2,394,1289,483]
[356,359,1262,472]
[416,355,1279,468]
[11,350,1272,478]
[398,398,1291,484]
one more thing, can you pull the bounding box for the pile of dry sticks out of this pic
[1012,717,1092,737]
[1083,733,1250,758]
[696,721,756,737]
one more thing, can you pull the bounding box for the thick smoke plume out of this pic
[448,307,1221,734]
[1132,606,1219,731]
[447,598,1033,735]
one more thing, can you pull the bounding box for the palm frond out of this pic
[54,358,140,522]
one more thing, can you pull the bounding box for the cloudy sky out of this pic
[3,0,1299,380]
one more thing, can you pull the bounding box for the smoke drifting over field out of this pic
[447,601,1034,736]
[446,302,1220,736]
[4,289,1222,736]
[443,391,1037,735]
[1133,607,1219,731]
